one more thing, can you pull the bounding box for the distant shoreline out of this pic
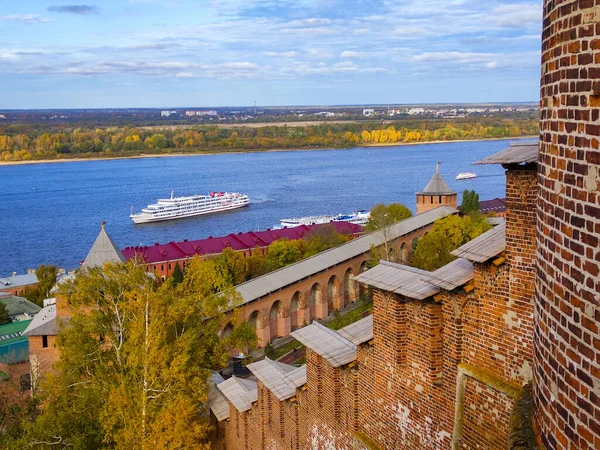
[0,136,537,167]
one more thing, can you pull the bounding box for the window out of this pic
[161,265,164,271]
[42,335,48,348]
[439,195,442,203]
[168,263,172,270]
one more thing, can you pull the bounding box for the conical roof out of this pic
[82,223,126,269]
[417,163,455,195]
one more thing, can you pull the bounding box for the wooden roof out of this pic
[474,142,538,165]
[451,223,506,263]
[353,261,439,300]
[337,314,373,345]
[216,376,257,412]
[208,372,230,421]
[291,315,373,368]
[247,358,306,401]
[421,258,474,291]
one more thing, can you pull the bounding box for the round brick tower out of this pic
[535,2,600,449]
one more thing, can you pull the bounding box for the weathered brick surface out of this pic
[535,1,600,449]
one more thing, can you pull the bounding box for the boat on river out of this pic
[456,172,478,180]
[278,210,370,228]
[130,191,249,224]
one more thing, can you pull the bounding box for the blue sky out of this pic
[0,0,542,109]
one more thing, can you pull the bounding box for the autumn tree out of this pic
[265,239,303,271]
[411,214,491,271]
[365,203,413,261]
[20,265,58,307]
[10,259,254,449]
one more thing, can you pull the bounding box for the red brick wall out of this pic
[535,1,600,449]
[416,193,458,215]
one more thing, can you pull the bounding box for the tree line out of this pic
[0,118,538,162]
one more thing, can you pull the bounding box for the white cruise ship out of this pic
[278,210,370,228]
[456,172,478,180]
[130,191,249,224]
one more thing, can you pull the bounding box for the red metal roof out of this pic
[122,222,364,265]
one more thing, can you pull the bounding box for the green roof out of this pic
[0,319,32,342]
[0,295,41,318]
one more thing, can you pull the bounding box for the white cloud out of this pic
[490,3,541,27]
[284,18,332,28]
[340,50,367,58]
[0,14,52,24]
[263,51,299,58]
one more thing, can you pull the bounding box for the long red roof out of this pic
[122,222,364,265]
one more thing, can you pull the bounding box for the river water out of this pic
[0,139,531,274]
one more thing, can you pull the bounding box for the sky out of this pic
[0,0,543,109]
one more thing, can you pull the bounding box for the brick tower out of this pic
[535,2,600,449]
[415,162,457,214]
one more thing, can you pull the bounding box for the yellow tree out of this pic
[11,260,254,450]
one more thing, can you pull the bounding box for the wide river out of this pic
[0,138,532,274]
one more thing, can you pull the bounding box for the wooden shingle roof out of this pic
[474,142,538,165]
[421,258,474,291]
[208,372,230,421]
[291,315,373,368]
[451,223,506,263]
[353,261,439,300]
[216,376,257,412]
[246,358,306,401]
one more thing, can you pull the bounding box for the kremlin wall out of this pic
[16,1,600,448]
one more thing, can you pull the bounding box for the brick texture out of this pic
[535,1,600,449]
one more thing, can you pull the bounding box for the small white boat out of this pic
[277,210,370,229]
[456,172,477,180]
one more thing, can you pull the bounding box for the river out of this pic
[0,139,530,274]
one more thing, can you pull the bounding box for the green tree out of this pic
[365,203,413,260]
[170,262,184,284]
[265,239,303,271]
[213,248,248,286]
[411,214,491,271]
[461,190,480,214]
[365,203,413,232]
[10,259,252,449]
[302,224,350,258]
[246,248,268,280]
[0,302,10,325]
[37,265,58,300]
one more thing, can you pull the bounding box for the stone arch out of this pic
[359,261,370,298]
[248,310,260,329]
[327,275,341,310]
[269,300,284,339]
[290,291,301,331]
[344,268,357,305]
[220,322,234,339]
[309,283,323,319]
[400,242,407,264]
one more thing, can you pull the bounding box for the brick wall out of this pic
[416,193,458,215]
[28,334,59,391]
[535,1,600,449]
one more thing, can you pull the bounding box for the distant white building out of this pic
[407,108,425,115]
[185,111,196,117]
[160,111,178,117]
[315,112,335,117]
[362,108,375,116]
[196,110,218,116]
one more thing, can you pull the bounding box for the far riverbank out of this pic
[0,136,537,167]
